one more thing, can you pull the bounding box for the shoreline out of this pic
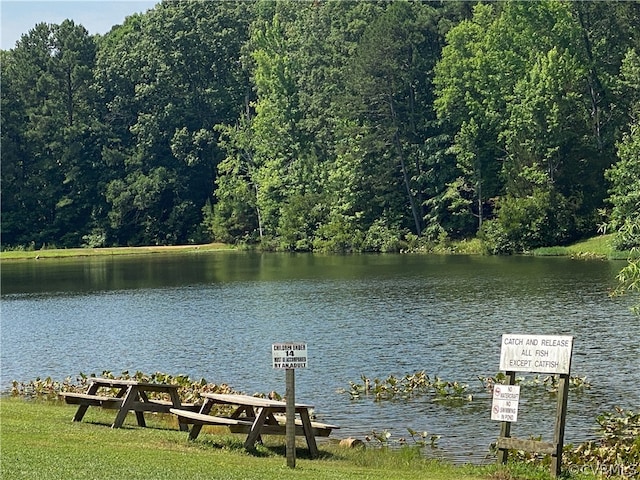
[0,234,629,261]
[0,243,235,261]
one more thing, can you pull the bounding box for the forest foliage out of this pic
[2,0,639,254]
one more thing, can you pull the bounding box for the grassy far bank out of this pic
[0,234,630,261]
[530,234,630,260]
[0,397,556,480]
[0,243,234,261]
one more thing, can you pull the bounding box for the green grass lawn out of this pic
[0,397,560,480]
[531,234,629,259]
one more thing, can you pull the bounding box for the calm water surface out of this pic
[1,252,638,462]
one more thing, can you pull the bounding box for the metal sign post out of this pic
[272,342,308,469]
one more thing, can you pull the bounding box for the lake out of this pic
[1,252,638,463]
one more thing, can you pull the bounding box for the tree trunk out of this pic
[395,130,422,236]
[390,95,422,236]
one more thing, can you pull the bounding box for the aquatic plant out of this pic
[431,377,472,404]
[345,371,592,409]
[405,428,441,448]
[343,371,472,404]
[9,370,238,406]
[365,428,440,449]
[10,376,75,400]
[477,373,592,395]
[564,407,640,479]
[366,429,392,446]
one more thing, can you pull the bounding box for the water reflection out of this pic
[1,253,638,462]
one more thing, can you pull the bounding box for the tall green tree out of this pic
[95,0,251,245]
[341,0,455,242]
[214,1,377,251]
[606,49,640,251]
[214,0,472,251]
[434,0,636,251]
[0,49,29,246]
[609,89,640,314]
[214,6,299,246]
[434,3,504,234]
[498,46,589,250]
[1,21,100,247]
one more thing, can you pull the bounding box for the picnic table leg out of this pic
[134,411,146,426]
[299,409,319,458]
[189,400,214,440]
[128,389,149,427]
[72,382,101,422]
[133,390,147,427]
[244,407,269,449]
[168,389,188,432]
[112,386,136,428]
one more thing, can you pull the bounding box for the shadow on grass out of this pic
[196,436,338,460]
[82,419,339,460]
[85,420,181,432]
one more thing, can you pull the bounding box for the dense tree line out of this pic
[2,0,639,253]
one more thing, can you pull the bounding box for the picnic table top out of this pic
[86,377,179,389]
[201,392,314,409]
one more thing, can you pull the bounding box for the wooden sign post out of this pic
[494,334,573,477]
[285,368,296,468]
[272,342,308,468]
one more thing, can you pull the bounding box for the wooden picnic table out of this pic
[60,377,191,431]
[170,392,339,458]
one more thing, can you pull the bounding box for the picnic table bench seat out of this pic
[59,392,125,409]
[227,418,338,437]
[60,392,200,413]
[170,408,254,440]
[169,408,338,438]
[227,421,337,437]
[271,414,339,437]
[169,408,254,427]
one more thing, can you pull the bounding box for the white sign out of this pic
[491,384,520,422]
[499,334,573,374]
[272,342,308,369]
